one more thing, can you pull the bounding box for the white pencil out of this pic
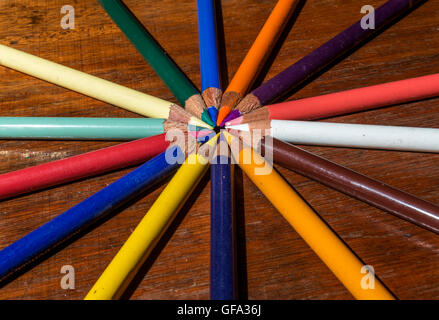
[0,44,211,129]
[226,120,439,152]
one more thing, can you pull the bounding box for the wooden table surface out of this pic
[0,0,438,300]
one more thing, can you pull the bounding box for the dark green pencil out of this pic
[98,0,214,127]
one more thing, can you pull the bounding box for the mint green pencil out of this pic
[0,117,166,140]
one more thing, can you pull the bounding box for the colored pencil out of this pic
[197,0,222,124]
[0,117,166,140]
[197,0,237,299]
[234,0,425,117]
[0,44,212,129]
[228,73,439,123]
[197,131,217,144]
[210,134,236,299]
[98,0,213,127]
[85,134,220,300]
[0,146,185,281]
[189,129,215,141]
[0,132,175,201]
[259,137,439,234]
[227,120,439,152]
[223,132,394,300]
[216,0,300,125]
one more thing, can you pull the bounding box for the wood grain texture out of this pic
[0,0,438,300]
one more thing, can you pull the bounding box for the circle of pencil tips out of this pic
[0,0,437,300]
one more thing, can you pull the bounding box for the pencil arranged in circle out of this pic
[227,120,439,153]
[0,117,166,140]
[216,0,301,125]
[0,44,212,129]
[197,0,237,299]
[259,137,439,234]
[190,129,216,142]
[234,0,425,118]
[228,73,439,123]
[197,0,222,124]
[223,131,395,300]
[85,134,220,300]
[0,122,189,201]
[210,134,236,300]
[0,143,188,281]
[98,0,213,127]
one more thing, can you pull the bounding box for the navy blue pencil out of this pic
[199,0,236,299]
[197,0,221,124]
[0,146,184,281]
[210,134,236,299]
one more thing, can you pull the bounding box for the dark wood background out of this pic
[0,0,438,300]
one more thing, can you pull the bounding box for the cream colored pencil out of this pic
[0,44,211,129]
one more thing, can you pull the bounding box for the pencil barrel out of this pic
[252,0,425,106]
[267,73,439,121]
[86,153,211,299]
[197,0,221,91]
[0,44,173,118]
[0,117,165,140]
[99,0,198,105]
[226,135,394,299]
[210,156,236,300]
[0,134,169,200]
[262,138,439,234]
[227,0,299,97]
[0,149,180,281]
[270,120,439,152]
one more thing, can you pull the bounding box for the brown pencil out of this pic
[259,137,439,234]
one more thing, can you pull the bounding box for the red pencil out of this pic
[226,73,439,125]
[0,133,169,200]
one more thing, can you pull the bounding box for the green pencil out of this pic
[0,117,167,140]
[98,0,214,127]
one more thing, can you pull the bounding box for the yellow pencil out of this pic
[223,132,394,300]
[0,44,211,129]
[85,134,219,300]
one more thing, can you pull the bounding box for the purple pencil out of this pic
[235,0,426,115]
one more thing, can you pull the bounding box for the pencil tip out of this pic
[216,107,230,126]
[201,110,215,127]
[225,115,243,127]
[224,123,248,132]
[191,117,213,130]
[207,107,218,124]
[220,110,241,127]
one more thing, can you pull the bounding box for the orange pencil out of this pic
[216,0,300,125]
[223,131,395,300]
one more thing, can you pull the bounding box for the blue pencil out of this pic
[197,0,221,124]
[0,147,184,281]
[199,0,236,299]
[210,134,236,299]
